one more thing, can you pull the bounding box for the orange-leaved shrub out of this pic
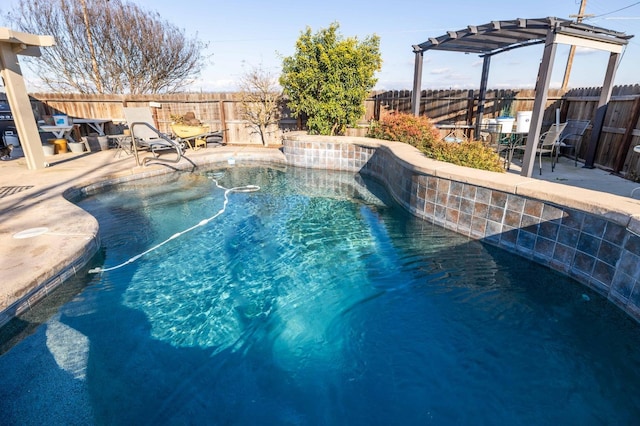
[367,112,504,173]
[367,112,441,151]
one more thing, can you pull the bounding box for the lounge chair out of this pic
[514,122,567,175]
[557,119,590,166]
[123,107,184,166]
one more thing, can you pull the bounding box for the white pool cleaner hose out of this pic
[89,179,260,274]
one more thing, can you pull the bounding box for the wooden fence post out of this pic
[218,100,227,143]
[613,95,640,173]
[465,89,475,138]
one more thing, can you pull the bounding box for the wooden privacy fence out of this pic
[369,85,640,180]
[3,86,639,179]
[24,93,298,146]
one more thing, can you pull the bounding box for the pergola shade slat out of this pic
[416,17,630,55]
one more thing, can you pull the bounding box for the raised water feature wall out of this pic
[282,133,640,322]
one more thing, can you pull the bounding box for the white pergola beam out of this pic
[554,33,624,54]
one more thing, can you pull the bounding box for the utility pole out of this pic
[79,0,103,93]
[561,0,593,91]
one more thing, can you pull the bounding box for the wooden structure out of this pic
[0,28,54,170]
[411,17,633,177]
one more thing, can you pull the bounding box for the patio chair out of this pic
[557,119,590,166]
[479,120,504,149]
[514,122,567,175]
[479,120,514,169]
[123,107,184,166]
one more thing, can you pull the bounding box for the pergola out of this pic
[411,17,633,177]
[0,28,54,170]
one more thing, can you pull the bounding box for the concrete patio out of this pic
[506,155,640,198]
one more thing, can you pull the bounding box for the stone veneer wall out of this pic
[283,134,640,323]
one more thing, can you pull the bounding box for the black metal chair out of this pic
[557,119,590,166]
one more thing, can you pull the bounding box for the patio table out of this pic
[72,118,111,136]
[39,124,76,142]
[436,123,474,142]
[108,134,133,157]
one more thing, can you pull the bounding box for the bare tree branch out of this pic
[5,0,209,94]
[239,66,282,145]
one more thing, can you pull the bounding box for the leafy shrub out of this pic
[367,112,441,150]
[367,112,504,173]
[430,140,505,172]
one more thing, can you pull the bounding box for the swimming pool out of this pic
[1,166,640,424]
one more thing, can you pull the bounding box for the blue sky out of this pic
[3,0,640,92]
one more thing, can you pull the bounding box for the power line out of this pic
[583,1,640,48]
[588,1,640,18]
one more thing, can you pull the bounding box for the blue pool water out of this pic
[1,166,640,425]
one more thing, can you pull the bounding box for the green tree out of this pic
[280,23,381,136]
[5,0,207,94]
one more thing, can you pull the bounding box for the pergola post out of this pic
[0,44,46,170]
[0,28,54,170]
[411,49,423,116]
[475,55,491,138]
[583,51,621,168]
[521,31,557,177]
